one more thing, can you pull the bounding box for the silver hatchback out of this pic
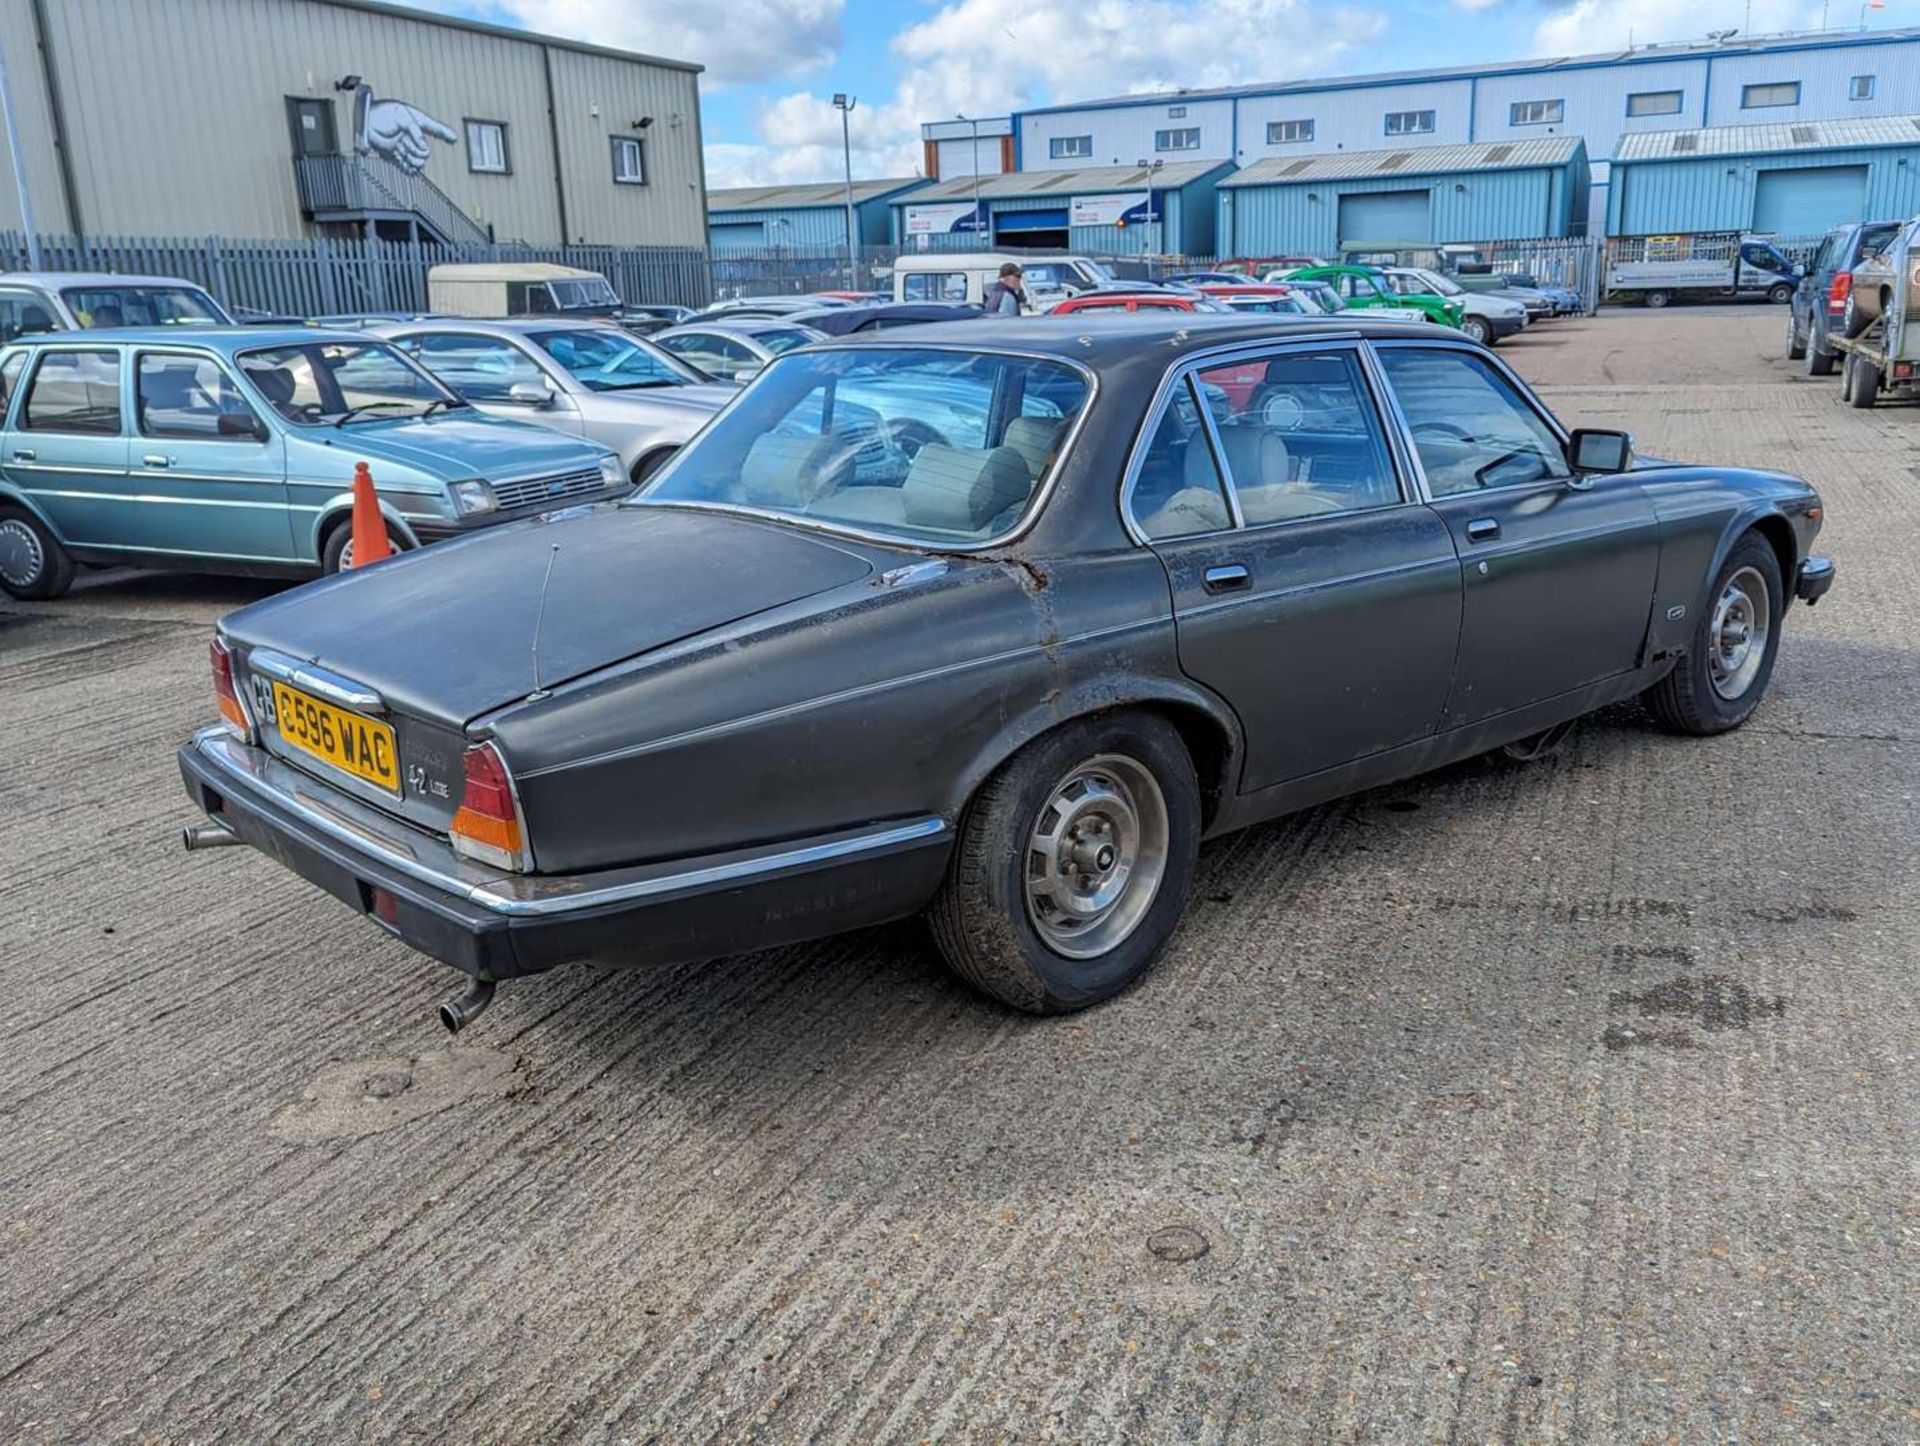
[372,318,738,482]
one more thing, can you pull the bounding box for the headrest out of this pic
[902,444,1031,533]
[1262,354,1345,388]
[250,366,296,405]
[1002,415,1064,477]
[738,431,852,508]
[1211,425,1291,489]
[1183,430,1224,490]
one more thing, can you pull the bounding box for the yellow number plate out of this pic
[272,681,400,795]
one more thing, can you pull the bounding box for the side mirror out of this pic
[508,381,556,408]
[1567,427,1633,475]
[218,411,269,442]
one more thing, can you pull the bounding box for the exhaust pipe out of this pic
[182,821,245,851]
[438,978,496,1035]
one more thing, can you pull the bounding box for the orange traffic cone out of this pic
[348,461,391,568]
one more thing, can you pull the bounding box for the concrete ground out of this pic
[1,308,1914,1443]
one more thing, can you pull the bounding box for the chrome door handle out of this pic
[1203,563,1250,594]
[142,453,174,468]
[10,448,34,462]
[1465,517,1501,542]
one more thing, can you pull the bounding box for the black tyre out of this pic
[322,516,407,575]
[1645,290,1671,309]
[0,504,76,600]
[1842,290,1870,338]
[1803,324,1836,376]
[1767,282,1793,306]
[1846,350,1879,409]
[632,447,676,484]
[927,711,1200,1014]
[1461,316,1492,345]
[1785,308,1807,360]
[1642,533,1784,736]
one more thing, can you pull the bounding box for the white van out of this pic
[427,262,623,319]
[892,253,1115,311]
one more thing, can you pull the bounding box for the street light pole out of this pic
[0,40,40,268]
[832,93,858,292]
[957,112,983,234]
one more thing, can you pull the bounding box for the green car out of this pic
[1285,265,1465,328]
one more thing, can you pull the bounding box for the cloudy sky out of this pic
[440,0,1905,186]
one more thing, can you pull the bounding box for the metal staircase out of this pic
[293,152,491,246]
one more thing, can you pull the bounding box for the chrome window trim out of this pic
[627,341,1100,554]
[1187,373,1245,531]
[1119,333,1412,545]
[1366,336,1575,502]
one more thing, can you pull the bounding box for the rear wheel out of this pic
[1785,308,1807,360]
[1845,349,1879,408]
[1645,290,1672,309]
[1803,323,1836,376]
[1642,533,1783,736]
[927,712,1200,1014]
[0,505,75,600]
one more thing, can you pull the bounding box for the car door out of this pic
[129,349,295,561]
[0,287,59,344]
[1131,341,1463,793]
[5,346,132,551]
[397,330,585,436]
[1371,340,1661,727]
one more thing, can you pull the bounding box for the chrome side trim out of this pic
[187,727,950,920]
[245,648,386,713]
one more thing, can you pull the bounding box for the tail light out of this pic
[1828,271,1852,315]
[211,638,254,741]
[450,741,529,871]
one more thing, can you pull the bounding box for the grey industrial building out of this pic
[0,0,709,247]
[707,178,929,254]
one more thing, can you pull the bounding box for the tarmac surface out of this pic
[1,307,1915,1443]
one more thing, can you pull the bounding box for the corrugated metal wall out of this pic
[707,206,847,251]
[1021,98,1235,172]
[0,0,704,246]
[1221,159,1582,256]
[1609,143,1920,235]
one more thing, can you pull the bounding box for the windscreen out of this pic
[238,341,454,424]
[64,285,229,328]
[637,347,1091,544]
[528,328,707,389]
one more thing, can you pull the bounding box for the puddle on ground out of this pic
[271,1048,529,1142]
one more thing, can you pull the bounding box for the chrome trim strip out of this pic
[1172,552,1461,621]
[246,648,386,713]
[66,540,303,564]
[627,340,1101,555]
[187,727,948,919]
[11,463,131,477]
[1188,373,1246,530]
[22,486,314,510]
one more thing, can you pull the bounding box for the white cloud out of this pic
[1450,0,1510,13]
[711,0,1389,185]
[1531,0,1822,54]
[477,0,844,86]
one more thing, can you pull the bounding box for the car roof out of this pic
[4,325,370,351]
[0,272,216,290]
[372,316,620,336]
[808,313,1429,361]
[663,318,803,337]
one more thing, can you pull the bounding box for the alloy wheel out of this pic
[1024,755,1169,959]
[0,518,43,589]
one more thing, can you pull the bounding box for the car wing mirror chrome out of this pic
[1567,427,1633,477]
[508,381,557,408]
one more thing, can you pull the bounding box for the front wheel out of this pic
[1785,309,1807,360]
[927,712,1200,1014]
[1845,350,1879,409]
[1641,533,1783,735]
[0,505,76,600]
[1461,316,1492,345]
[322,518,408,574]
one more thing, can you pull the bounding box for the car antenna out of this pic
[528,542,559,701]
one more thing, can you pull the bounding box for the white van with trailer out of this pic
[427,262,624,319]
[891,252,1115,311]
[1829,215,1920,408]
[1604,232,1800,308]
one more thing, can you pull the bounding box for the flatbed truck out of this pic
[1829,217,1920,408]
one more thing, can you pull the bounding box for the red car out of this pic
[1048,290,1203,315]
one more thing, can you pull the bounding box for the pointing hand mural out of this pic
[350,83,458,174]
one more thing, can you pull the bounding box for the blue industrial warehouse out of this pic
[887,161,1232,254]
[1218,137,1588,255]
[706,178,929,253]
[1608,115,1920,236]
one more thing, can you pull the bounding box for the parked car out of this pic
[697,295,852,321]
[1046,289,1231,316]
[0,271,232,342]
[368,318,736,483]
[1286,265,1464,328]
[1226,256,1324,277]
[1381,267,1527,346]
[892,252,1116,310]
[789,302,986,336]
[177,315,1833,1031]
[1197,284,1313,316]
[1791,219,1903,372]
[652,318,826,382]
[1285,277,1429,326]
[1166,272,1261,288]
[0,327,626,598]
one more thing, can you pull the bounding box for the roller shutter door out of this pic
[708,221,768,251]
[1336,190,1432,248]
[1752,167,1868,235]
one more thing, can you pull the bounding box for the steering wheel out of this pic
[884,418,949,462]
[1472,446,1544,490]
[1411,420,1476,445]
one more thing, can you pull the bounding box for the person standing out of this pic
[983,262,1026,316]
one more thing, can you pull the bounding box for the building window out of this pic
[1509,99,1564,126]
[1626,89,1684,117]
[1385,109,1436,136]
[1050,135,1092,160]
[1167,105,1187,119]
[1741,82,1801,110]
[465,119,509,174]
[1267,118,1315,144]
[610,135,646,185]
[1850,74,1876,101]
[1155,127,1201,152]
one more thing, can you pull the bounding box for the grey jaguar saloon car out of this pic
[178,316,1835,1029]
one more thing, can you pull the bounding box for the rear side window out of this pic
[23,350,121,434]
[903,272,967,303]
[1132,377,1233,540]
